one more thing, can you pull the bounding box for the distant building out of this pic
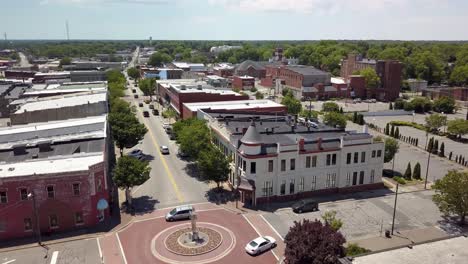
[422,86,468,101]
[0,115,111,240]
[182,100,287,120]
[33,72,71,84]
[70,71,107,82]
[22,82,107,98]
[407,79,428,92]
[340,53,402,101]
[64,61,127,71]
[0,83,30,118]
[10,91,108,125]
[210,45,242,54]
[169,62,207,73]
[205,75,228,87]
[139,67,183,80]
[235,60,267,79]
[213,63,235,78]
[4,70,36,80]
[232,75,255,90]
[157,79,249,118]
[199,113,384,207]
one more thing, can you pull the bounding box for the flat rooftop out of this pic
[287,65,329,76]
[0,153,104,178]
[353,236,468,264]
[160,80,240,95]
[184,99,284,112]
[14,91,107,113]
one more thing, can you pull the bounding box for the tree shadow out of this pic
[383,169,403,178]
[205,188,237,205]
[142,154,155,161]
[183,162,203,181]
[128,195,159,216]
[437,216,467,235]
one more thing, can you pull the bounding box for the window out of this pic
[326,154,331,166]
[312,156,317,167]
[0,191,7,204]
[361,152,366,163]
[280,180,286,195]
[268,160,274,172]
[299,177,304,192]
[250,162,256,174]
[290,159,295,171]
[354,152,359,163]
[97,179,102,192]
[289,179,295,194]
[47,185,55,199]
[353,172,358,185]
[281,160,286,172]
[20,188,28,201]
[331,173,336,187]
[242,160,246,172]
[311,176,317,190]
[370,169,375,183]
[49,215,58,229]
[72,183,80,196]
[359,171,365,185]
[346,173,351,186]
[332,154,337,165]
[377,150,382,157]
[75,212,84,225]
[326,174,331,188]
[262,181,273,197]
[347,153,352,164]
[306,156,311,168]
[24,218,32,231]
[372,150,376,158]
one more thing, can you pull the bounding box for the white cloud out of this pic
[40,0,168,5]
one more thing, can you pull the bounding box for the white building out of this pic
[202,113,384,207]
[210,45,242,54]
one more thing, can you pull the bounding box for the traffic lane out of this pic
[0,238,101,264]
[118,207,276,264]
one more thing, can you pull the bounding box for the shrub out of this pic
[394,98,405,109]
[439,142,445,157]
[388,121,426,131]
[449,151,453,160]
[393,176,407,185]
[346,243,371,257]
[404,162,412,179]
[322,102,340,112]
[432,139,439,155]
[250,87,258,92]
[413,162,421,180]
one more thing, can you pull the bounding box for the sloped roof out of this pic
[236,60,265,72]
[240,121,262,145]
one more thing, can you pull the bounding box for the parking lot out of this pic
[262,190,456,242]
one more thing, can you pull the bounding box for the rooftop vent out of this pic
[32,154,39,159]
[181,85,186,90]
[8,167,15,171]
[197,84,203,90]
[13,144,27,156]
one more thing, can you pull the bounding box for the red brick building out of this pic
[234,60,266,79]
[422,87,468,101]
[213,64,234,78]
[157,80,249,119]
[340,53,402,101]
[232,75,255,90]
[0,116,111,241]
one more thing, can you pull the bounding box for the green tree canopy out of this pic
[255,91,264,99]
[113,156,151,206]
[281,91,302,115]
[197,145,230,189]
[432,170,468,225]
[148,52,173,67]
[359,67,380,89]
[174,118,211,159]
[321,210,343,231]
[425,113,447,132]
[409,97,433,113]
[384,137,399,163]
[449,65,468,86]
[106,70,126,84]
[109,112,147,155]
[127,67,140,79]
[138,78,156,97]
[447,119,468,139]
[322,101,340,112]
[323,112,347,128]
[433,96,456,114]
[59,57,71,66]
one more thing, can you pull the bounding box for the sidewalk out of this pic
[349,226,450,252]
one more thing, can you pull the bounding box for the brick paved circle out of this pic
[150,222,236,264]
[165,227,222,256]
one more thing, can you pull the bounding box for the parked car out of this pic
[165,205,193,221]
[307,121,318,128]
[149,104,154,109]
[127,149,144,160]
[245,236,276,256]
[134,94,139,99]
[292,198,319,213]
[165,126,173,134]
[152,109,159,116]
[138,102,143,107]
[160,145,170,154]
[143,111,149,117]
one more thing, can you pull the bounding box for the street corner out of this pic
[111,204,277,264]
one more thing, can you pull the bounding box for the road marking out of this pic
[260,214,284,241]
[2,260,16,264]
[96,237,103,261]
[116,233,128,264]
[135,105,184,203]
[242,215,279,261]
[49,251,59,264]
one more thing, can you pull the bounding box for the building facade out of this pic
[232,75,255,90]
[422,86,468,101]
[235,60,266,79]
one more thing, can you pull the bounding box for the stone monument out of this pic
[190,209,199,241]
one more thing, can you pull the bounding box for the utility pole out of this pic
[391,183,399,235]
[28,191,42,245]
[424,149,431,189]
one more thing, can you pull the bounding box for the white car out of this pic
[160,145,170,154]
[245,236,276,256]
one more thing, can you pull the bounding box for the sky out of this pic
[1,0,468,40]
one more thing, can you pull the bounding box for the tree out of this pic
[384,138,399,163]
[127,67,140,79]
[394,127,400,139]
[433,139,439,155]
[106,70,126,84]
[432,170,468,225]
[409,97,433,113]
[110,97,134,114]
[321,211,343,231]
[359,67,380,89]
[389,102,393,110]
[197,145,230,189]
[449,65,468,86]
[439,142,445,157]
[59,57,71,66]
[427,137,434,153]
[174,118,211,159]
[394,98,405,109]
[281,91,302,115]
[449,151,453,160]
[390,125,395,138]
[433,96,456,114]
[358,114,365,125]
[323,112,347,128]
[413,162,421,180]
[425,113,447,132]
[404,162,412,179]
[284,219,346,264]
[385,123,390,135]
[109,112,147,156]
[447,119,468,139]
[148,52,173,66]
[138,78,156,98]
[353,112,358,123]
[281,88,290,96]
[255,91,264,99]
[113,156,151,207]
[322,102,340,112]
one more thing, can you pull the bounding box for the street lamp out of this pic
[391,183,399,235]
[27,192,42,245]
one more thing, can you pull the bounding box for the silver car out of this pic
[165,205,193,221]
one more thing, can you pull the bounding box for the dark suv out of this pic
[292,199,318,214]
